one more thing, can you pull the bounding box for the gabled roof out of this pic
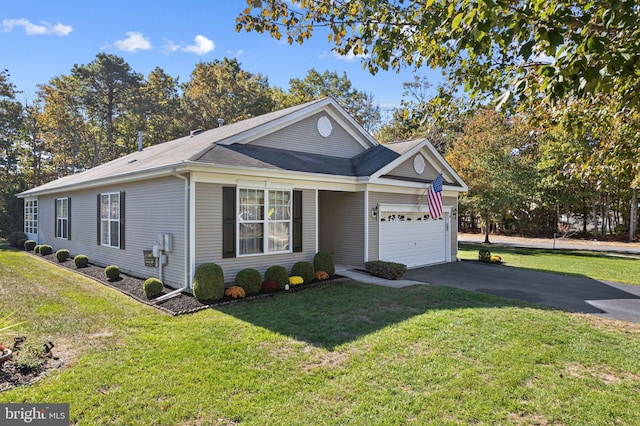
[18,98,466,197]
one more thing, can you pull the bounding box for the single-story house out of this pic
[18,98,468,290]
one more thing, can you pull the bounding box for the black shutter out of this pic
[119,192,125,250]
[97,194,101,245]
[292,190,303,252]
[54,199,59,238]
[222,186,236,258]
[67,198,71,240]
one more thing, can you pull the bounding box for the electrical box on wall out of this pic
[156,233,173,252]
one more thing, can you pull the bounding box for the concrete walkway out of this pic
[335,265,423,288]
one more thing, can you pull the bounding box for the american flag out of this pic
[428,173,443,218]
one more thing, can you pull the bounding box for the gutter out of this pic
[153,170,191,303]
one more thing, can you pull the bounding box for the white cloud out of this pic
[114,31,152,52]
[182,35,215,55]
[227,49,244,59]
[162,39,180,54]
[2,18,72,36]
[320,49,369,62]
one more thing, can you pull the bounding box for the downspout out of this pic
[153,170,190,304]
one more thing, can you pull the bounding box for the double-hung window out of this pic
[24,199,38,235]
[55,198,69,239]
[100,192,120,248]
[238,188,291,255]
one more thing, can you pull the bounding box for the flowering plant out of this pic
[490,255,502,263]
[288,276,304,286]
[315,271,329,281]
[261,280,278,292]
[225,286,246,299]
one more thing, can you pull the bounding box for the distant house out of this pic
[18,98,468,290]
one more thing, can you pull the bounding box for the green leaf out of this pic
[452,12,464,30]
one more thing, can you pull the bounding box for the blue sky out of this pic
[1,0,443,114]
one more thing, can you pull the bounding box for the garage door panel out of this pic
[379,212,446,267]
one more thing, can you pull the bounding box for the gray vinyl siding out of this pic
[318,191,364,266]
[36,177,187,288]
[250,112,366,158]
[194,182,316,282]
[367,192,459,261]
[386,153,439,180]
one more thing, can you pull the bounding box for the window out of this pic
[238,188,291,255]
[100,192,120,248]
[24,199,38,235]
[55,198,70,239]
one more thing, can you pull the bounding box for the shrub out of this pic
[104,265,120,281]
[289,276,304,286]
[291,261,314,283]
[315,271,329,281]
[365,260,407,280]
[24,240,36,252]
[313,250,335,275]
[143,278,164,299]
[56,249,70,262]
[235,268,262,295]
[225,286,246,299]
[264,265,289,289]
[17,239,27,250]
[478,249,492,263]
[39,245,53,256]
[8,231,27,248]
[74,255,89,268]
[193,263,225,301]
[490,255,502,263]
[34,245,41,254]
[261,280,278,292]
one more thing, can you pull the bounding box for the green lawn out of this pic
[458,243,640,286]
[1,246,640,425]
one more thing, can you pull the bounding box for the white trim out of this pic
[23,197,38,241]
[314,189,319,254]
[189,173,196,288]
[378,203,453,215]
[55,197,69,240]
[364,189,369,263]
[99,192,121,249]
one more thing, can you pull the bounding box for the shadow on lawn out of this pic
[217,280,531,350]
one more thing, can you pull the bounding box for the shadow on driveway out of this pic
[405,261,640,323]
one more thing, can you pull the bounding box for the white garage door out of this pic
[379,212,447,267]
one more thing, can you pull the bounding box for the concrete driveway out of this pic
[404,261,640,323]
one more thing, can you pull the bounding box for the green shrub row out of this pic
[192,251,336,302]
[364,260,407,280]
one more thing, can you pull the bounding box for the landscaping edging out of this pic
[26,251,346,315]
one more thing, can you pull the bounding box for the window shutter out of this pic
[67,198,72,240]
[292,190,303,253]
[54,199,59,238]
[222,186,236,258]
[119,191,125,250]
[97,194,101,246]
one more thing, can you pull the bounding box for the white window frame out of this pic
[237,187,292,257]
[24,199,38,235]
[55,198,69,239]
[100,192,120,248]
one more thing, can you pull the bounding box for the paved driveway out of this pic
[404,261,640,323]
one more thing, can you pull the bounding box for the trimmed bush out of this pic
[235,268,262,295]
[56,249,70,262]
[24,240,36,252]
[34,245,41,254]
[74,255,89,268]
[104,265,120,281]
[143,278,164,299]
[8,231,26,248]
[313,250,335,276]
[264,265,289,289]
[365,260,407,280]
[478,249,492,263]
[39,245,53,256]
[291,261,314,283]
[193,263,225,301]
[17,239,27,250]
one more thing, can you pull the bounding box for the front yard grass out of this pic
[1,246,640,424]
[459,243,640,285]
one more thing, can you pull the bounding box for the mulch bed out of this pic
[31,252,344,316]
